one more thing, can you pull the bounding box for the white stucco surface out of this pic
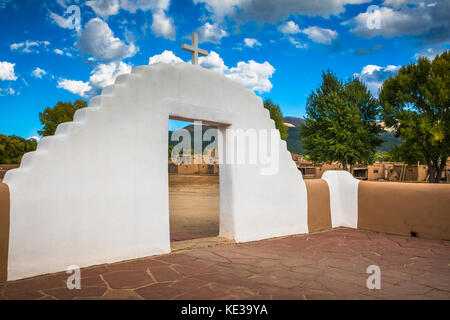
[322,171,360,229]
[4,63,308,280]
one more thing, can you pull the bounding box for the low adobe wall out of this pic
[0,171,448,282]
[358,181,450,240]
[305,172,449,240]
[304,179,332,232]
[0,183,10,283]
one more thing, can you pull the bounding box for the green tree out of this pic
[374,150,392,162]
[379,51,449,183]
[300,70,383,172]
[264,99,288,140]
[38,100,87,137]
[0,135,37,164]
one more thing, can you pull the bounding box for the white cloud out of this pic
[227,60,275,93]
[10,40,50,53]
[76,18,137,62]
[0,87,15,96]
[85,0,171,18]
[192,0,240,21]
[54,48,73,57]
[49,5,82,33]
[193,0,371,23]
[50,11,70,28]
[10,43,25,51]
[196,22,228,43]
[88,61,132,89]
[278,20,301,34]
[57,79,92,97]
[56,0,75,7]
[86,0,120,18]
[302,26,338,44]
[413,47,445,60]
[28,136,40,141]
[199,51,227,73]
[288,37,307,49]
[354,64,401,95]
[382,0,409,8]
[0,61,17,81]
[55,1,175,42]
[151,10,176,40]
[62,48,276,97]
[148,50,183,65]
[58,61,132,98]
[32,67,47,79]
[345,1,450,45]
[120,0,170,13]
[243,38,262,48]
[148,50,275,93]
[0,0,12,10]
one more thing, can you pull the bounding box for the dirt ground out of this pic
[169,174,219,238]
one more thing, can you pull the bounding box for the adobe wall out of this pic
[358,181,450,240]
[0,183,9,283]
[367,163,384,181]
[304,172,449,240]
[304,179,332,232]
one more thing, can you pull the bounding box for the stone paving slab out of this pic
[0,228,449,300]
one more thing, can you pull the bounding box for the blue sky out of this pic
[0,0,448,137]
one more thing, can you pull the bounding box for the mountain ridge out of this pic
[167,118,401,155]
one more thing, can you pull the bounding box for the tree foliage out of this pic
[264,99,288,141]
[0,135,37,164]
[379,51,449,183]
[300,70,383,171]
[374,150,393,162]
[38,100,87,137]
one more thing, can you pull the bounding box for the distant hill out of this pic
[378,131,401,152]
[181,124,217,132]
[283,117,401,154]
[168,124,218,151]
[284,117,305,127]
[286,126,304,154]
[168,120,401,155]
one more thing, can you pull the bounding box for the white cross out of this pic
[181,33,208,65]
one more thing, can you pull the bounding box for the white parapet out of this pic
[4,62,309,280]
[322,170,360,229]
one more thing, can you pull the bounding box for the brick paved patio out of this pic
[1,228,449,300]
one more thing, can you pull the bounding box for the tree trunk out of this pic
[427,162,436,183]
[428,158,446,183]
[342,162,348,172]
[435,158,447,183]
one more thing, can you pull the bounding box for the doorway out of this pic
[168,118,220,245]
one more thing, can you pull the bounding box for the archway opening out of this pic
[168,118,220,246]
